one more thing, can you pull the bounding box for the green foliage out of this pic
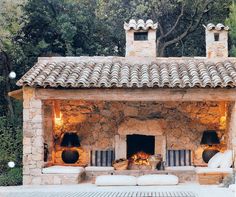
[0,0,25,117]
[18,0,116,68]
[0,116,22,186]
[0,117,22,169]
[0,167,22,186]
[226,1,236,56]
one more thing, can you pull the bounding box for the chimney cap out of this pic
[124,19,158,31]
[204,23,229,31]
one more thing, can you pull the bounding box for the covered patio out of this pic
[17,76,236,184]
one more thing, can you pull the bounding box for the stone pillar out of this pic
[23,87,44,185]
[228,102,236,172]
[115,135,126,159]
[155,136,166,161]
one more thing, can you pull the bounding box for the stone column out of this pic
[23,87,44,185]
[155,135,166,161]
[115,135,126,159]
[228,102,236,175]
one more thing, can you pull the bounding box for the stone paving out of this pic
[0,183,234,197]
[2,191,196,197]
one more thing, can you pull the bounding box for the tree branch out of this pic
[158,23,164,37]
[161,2,185,39]
[162,0,213,50]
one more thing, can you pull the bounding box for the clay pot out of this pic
[62,149,79,164]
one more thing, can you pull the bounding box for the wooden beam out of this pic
[34,88,236,101]
[8,89,23,100]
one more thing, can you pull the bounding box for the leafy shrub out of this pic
[0,116,22,185]
[0,167,22,186]
[0,160,8,174]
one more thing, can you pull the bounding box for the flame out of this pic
[130,151,150,165]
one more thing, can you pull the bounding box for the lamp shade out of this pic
[60,132,80,147]
[200,130,220,145]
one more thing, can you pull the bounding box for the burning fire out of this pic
[130,151,150,165]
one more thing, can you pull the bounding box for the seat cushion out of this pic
[95,175,137,186]
[208,152,224,168]
[220,150,233,168]
[137,175,179,186]
[195,167,233,174]
[42,166,84,174]
[85,166,114,171]
[229,184,236,192]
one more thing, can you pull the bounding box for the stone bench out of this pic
[41,166,85,184]
[42,166,85,174]
[195,167,233,185]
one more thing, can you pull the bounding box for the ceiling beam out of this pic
[34,88,236,101]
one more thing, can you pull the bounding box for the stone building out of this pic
[10,20,236,185]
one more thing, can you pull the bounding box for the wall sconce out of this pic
[54,101,63,126]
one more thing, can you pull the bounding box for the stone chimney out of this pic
[124,19,158,57]
[205,23,229,58]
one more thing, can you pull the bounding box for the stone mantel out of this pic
[118,118,166,136]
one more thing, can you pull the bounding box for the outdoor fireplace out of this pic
[115,118,167,162]
[127,134,155,158]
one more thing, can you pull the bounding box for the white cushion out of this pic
[137,175,179,186]
[229,184,236,192]
[95,175,136,186]
[42,166,84,174]
[196,167,233,174]
[85,166,114,171]
[165,166,195,171]
[220,150,233,168]
[208,152,224,168]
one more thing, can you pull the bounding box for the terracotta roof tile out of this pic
[17,58,236,88]
[205,23,229,31]
[124,19,158,31]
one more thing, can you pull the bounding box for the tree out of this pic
[226,1,236,56]
[0,0,26,119]
[17,0,118,69]
[97,0,231,57]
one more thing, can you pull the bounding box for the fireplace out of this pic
[115,118,167,161]
[127,134,155,158]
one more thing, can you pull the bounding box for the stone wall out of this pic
[44,100,229,166]
[23,87,44,185]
